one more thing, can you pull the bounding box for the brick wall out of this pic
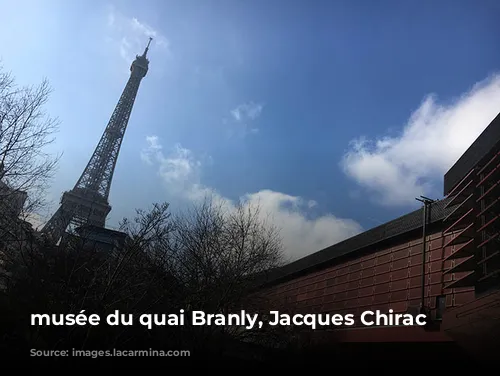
[256,230,475,327]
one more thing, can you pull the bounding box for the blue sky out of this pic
[1,0,500,261]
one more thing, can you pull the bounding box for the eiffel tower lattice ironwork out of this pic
[41,38,153,242]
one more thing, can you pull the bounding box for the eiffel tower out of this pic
[41,38,153,243]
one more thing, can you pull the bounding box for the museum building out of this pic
[252,111,500,361]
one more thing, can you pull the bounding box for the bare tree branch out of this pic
[0,65,60,224]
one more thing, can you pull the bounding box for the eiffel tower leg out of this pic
[41,205,72,243]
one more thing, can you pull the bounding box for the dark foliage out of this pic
[0,197,299,363]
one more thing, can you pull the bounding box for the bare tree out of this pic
[0,202,176,350]
[0,65,60,224]
[169,196,283,298]
[165,195,286,352]
[0,197,288,360]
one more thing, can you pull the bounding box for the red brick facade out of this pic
[256,229,475,337]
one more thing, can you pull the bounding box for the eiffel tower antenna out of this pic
[41,38,152,242]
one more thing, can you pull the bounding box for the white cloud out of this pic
[159,144,201,186]
[141,137,202,196]
[141,136,363,262]
[106,5,170,66]
[341,74,500,206]
[231,102,263,122]
[107,11,115,27]
[228,101,264,137]
[140,135,162,164]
